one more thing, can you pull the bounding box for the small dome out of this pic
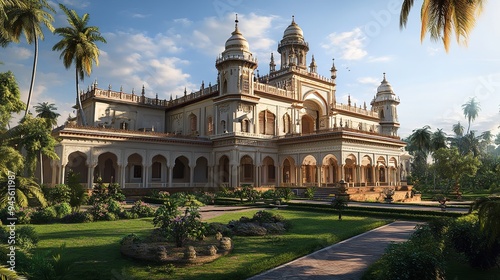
[283,16,304,39]
[224,20,249,51]
[377,73,395,94]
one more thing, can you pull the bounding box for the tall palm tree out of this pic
[409,125,432,157]
[400,0,486,52]
[462,97,481,134]
[431,128,447,152]
[34,101,60,128]
[3,0,54,116]
[52,3,106,126]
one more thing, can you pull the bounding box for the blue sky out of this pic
[1,0,499,138]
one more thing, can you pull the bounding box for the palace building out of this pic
[46,17,409,195]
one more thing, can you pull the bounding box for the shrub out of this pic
[16,226,39,251]
[119,211,138,220]
[261,189,276,199]
[53,202,72,218]
[120,233,142,245]
[252,210,276,224]
[367,228,445,280]
[447,214,500,269]
[275,188,294,201]
[103,212,117,221]
[107,200,123,215]
[44,184,71,205]
[131,200,155,217]
[153,201,207,247]
[66,170,88,212]
[31,207,57,224]
[61,211,93,223]
[304,187,316,199]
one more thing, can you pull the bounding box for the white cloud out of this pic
[132,13,150,19]
[322,28,367,60]
[427,47,440,56]
[367,56,393,63]
[357,77,379,86]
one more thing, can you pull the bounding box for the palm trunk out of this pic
[76,68,87,126]
[39,150,43,185]
[24,36,38,117]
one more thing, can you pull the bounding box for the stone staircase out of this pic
[313,188,338,201]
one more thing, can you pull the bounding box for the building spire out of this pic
[330,58,337,79]
[235,14,239,29]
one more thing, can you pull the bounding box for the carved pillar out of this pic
[168,165,173,188]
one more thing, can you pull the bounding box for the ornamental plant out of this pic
[152,200,206,247]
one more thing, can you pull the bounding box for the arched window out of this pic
[207,116,213,135]
[173,158,185,179]
[283,113,291,134]
[259,110,275,135]
[151,162,161,180]
[241,119,249,132]
[223,79,228,94]
[379,109,385,119]
[189,114,197,132]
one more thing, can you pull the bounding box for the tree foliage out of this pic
[0,71,24,130]
[400,0,486,52]
[432,147,480,195]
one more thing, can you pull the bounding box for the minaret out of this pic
[215,14,257,96]
[277,16,309,70]
[269,52,276,73]
[370,73,400,136]
[330,58,337,79]
[309,55,317,73]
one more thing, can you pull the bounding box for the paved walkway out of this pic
[248,220,420,280]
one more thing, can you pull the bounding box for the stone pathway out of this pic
[247,220,420,280]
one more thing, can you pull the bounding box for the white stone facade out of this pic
[47,18,408,190]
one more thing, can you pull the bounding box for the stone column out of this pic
[168,165,173,188]
[60,164,66,184]
[189,164,195,188]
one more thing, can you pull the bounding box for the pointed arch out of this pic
[259,110,275,135]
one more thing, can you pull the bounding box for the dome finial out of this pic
[292,15,295,24]
[383,72,387,81]
[235,14,239,29]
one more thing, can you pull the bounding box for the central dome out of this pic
[283,16,304,39]
[224,18,249,52]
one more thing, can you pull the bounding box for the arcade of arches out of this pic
[52,149,401,189]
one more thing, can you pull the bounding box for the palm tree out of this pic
[431,128,447,152]
[34,101,60,128]
[474,196,500,246]
[462,97,481,134]
[0,176,46,208]
[3,0,54,116]
[400,0,485,52]
[409,125,432,157]
[52,4,106,126]
[0,264,26,280]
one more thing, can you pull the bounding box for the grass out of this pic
[28,209,387,280]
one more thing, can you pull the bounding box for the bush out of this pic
[61,211,93,223]
[447,214,500,269]
[153,201,207,247]
[44,184,71,205]
[366,227,445,280]
[119,211,138,220]
[261,189,276,199]
[131,200,155,217]
[16,226,39,251]
[275,188,294,201]
[120,233,142,245]
[31,207,57,224]
[304,187,316,199]
[107,200,123,215]
[53,202,72,218]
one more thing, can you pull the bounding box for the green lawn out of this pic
[30,209,388,280]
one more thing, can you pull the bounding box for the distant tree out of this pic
[400,0,486,52]
[433,147,480,196]
[3,0,55,116]
[34,101,60,128]
[431,128,447,152]
[462,97,481,134]
[0,71,24,130]
[52,4,106,126]
[7,115,58,178]
[408,125,432,157]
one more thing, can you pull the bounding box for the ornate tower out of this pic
[214,15,259,134]
[371,73,400,136]
[277,16,309,70]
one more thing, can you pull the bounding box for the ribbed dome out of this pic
[224,24,249,51]
[283,17,304,39]
[377,73,395,94]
